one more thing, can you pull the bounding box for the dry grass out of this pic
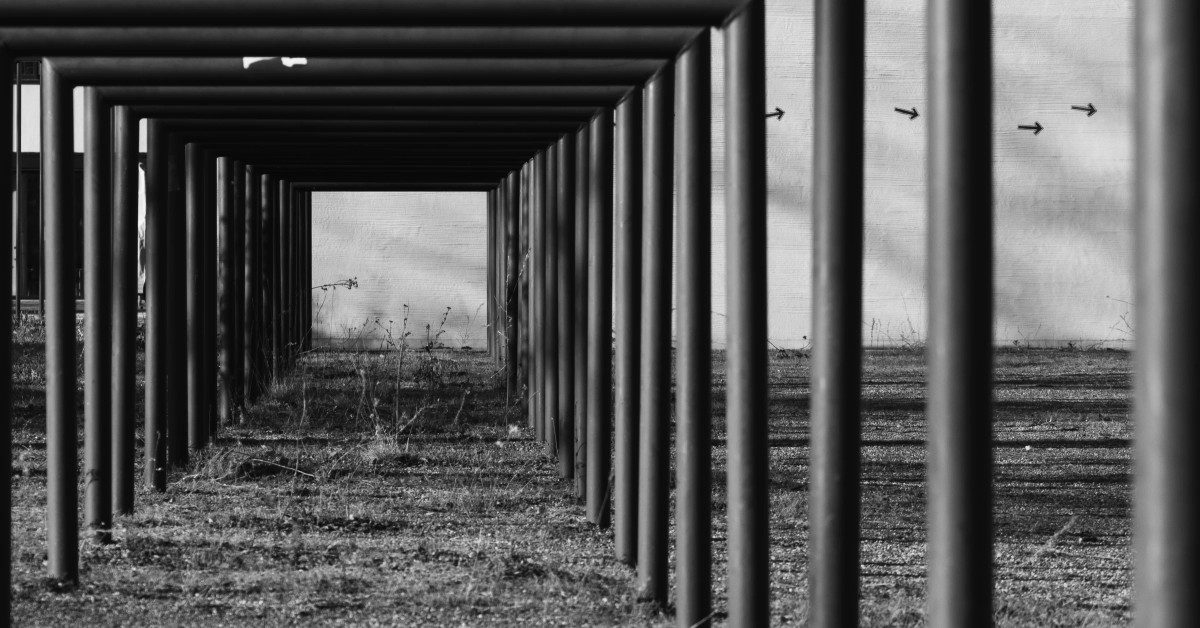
[9,340,1132,626]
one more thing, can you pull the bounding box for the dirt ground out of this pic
[8,335,1132,626]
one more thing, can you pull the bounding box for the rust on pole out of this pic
[725,0,770,623]
[613,89,643,564]
[557,133,576,480]
[927,0,994,625]
[573,123,590,498]
[586,108,614,527]
[83,86,114,539]
[637,63,674,607]
[810,0,865,624]
[1134,0,1200,626]
[111,104,138,514]
[675,29,712,628]
[42,58,79,583]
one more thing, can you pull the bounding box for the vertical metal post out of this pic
[1,53,14,618]
[271,176,283,379]
[202,152,218,437]
[519,163,531,420]
[185,143,207,452]
[725,1,770,623]
[305,192,312,351]
[927,0,994,625]
[574,124,591,497]
[586,108,615,527]
[506,170,520,403]
[277,179,289,372]
[245,165,260,397]
[530,155,542,436]
[11,58,21,319]
[810,0,865,624]
[1135,1,1200,626]
[488,189,496,357]
[111,104,137,515]
[167,134,188,468]
[637,64,675,606]
[42,59,78,583]
[676,30,713,628]
[613,90,643,564]
[144,120,168,491]
[236,160,253,403]
[217,156,235,428]
[259,172,274,384]
[557,134,576,480]
[83,86,113,538]
[544,143,559,454]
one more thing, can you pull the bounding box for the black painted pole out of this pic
[185,142,208,452]
[228,159,243,421]
[83,86,114,538]
[144,120,168,491]
[675,29,712,628]
[111,104,137,514]
[42,58,79,583]
[586,108,614,527]
[278,179,290,370]
[203,153,218,436]
[927,1,994,625]
[519,163,530,422]
[259,172,274,385]
[167,135,188,468]
[810,0,864,624]
[271,176,283,380]
[573,124,590,497]
[613,90,643,565]
[217,156,235,427]
[544,142,559,455]
[506,170,520,404]
[637,64,674,607]
[1134,1,1199,625]
[1,48,11,624]
[725,0,770,623]
[557,133,576,480]
[532,152,545,440]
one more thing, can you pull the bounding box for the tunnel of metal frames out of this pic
[0,1,1195,626]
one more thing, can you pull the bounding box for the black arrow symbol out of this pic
[894,106,919,120]
[765,107,785,120]
[1071,103,1097,117]
[1018,121,1044,135]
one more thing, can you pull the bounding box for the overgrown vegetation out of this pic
[9,317,1133,625]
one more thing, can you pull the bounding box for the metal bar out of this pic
[12,58,21,319]
[531,152,544,438]
[675,29,712,628]
[111,104,137,515]
[506,170,520,403]
[637,64,674,606]
[202,151,218,437]
[810,0,865,624]
[519,162,531,423]
[544,142,560,454]
[231,159,246,410]
[217,155,232,431]
[1,26,700,58]
[1134,1,1200,626]
[573,123,591,498]
[144,119,168,491]
[725,1,770,623]
[259,172,274,385]
[276,178,288,376]
[42,58,79,583]
[927,0,994,625]
[99,84,632,107]
[185,143,207,452]
[166,134,188,468]
[557,133,576,480]
[47,56,666,87]
[241,163,257,401]
[488,190,496,356]
[0,2,742,27]
[83,86,114,539]
[1,53,13,619]
[613,89,643,564]
[217,157,235,428]
[586,107,614,528]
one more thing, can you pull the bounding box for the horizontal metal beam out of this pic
[0,1,740,27]
[98,85,633,107]
[134,105,601,122]
[49,57,665,86]
[2,26,701,58]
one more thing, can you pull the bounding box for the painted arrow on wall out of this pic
[1071,103,1098,116]
[894,106,919,120]
[1018,121,1044,135]
[765,107,785,120]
